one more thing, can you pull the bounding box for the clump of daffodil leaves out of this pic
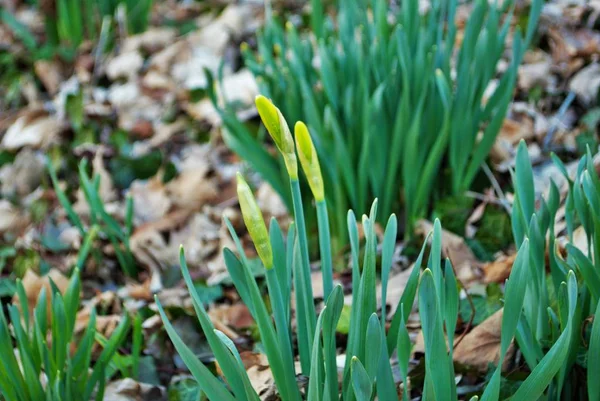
[156,98,599,401]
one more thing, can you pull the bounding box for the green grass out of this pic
[0,270,130,401]
[1,0,152,61]
[47,158,137,277]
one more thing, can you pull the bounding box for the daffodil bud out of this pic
[255,95,298,179]
[295,121,325,201]
[236,173,273,269]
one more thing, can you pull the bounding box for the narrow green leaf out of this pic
[351,357,372,401]
[155,299,236,401]
[588,300,600,401]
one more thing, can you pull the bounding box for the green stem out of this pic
[266,268,302,401]
[76,225,99,270]
[290,178,317,365]
[243,263,289,400]
[316,200,334,300]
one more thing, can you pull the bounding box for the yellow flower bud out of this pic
[295,122,325,201]
[236,173,273,269]
[255,95,298,179]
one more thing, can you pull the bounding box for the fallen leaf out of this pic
[239,351,269,370]
[569,62,600,105]
[378,268,414,316]
[129,176,172,224]
[518,51,552,91]
[1,109,61,150]
[497,111,535,145]
[34,59,64,95]
[548,26,600,64]
[0,199,29,234]
[155,288,193,310]
[0,149,45,197]
[208,303,254,330]
[165,145,218,209]
[245,355,275,399]
[107,51,144,81]
[216,68,259,109]
[15,268,70,313]
[131,120,155,138]
[149,41,187,74]
[483,253,516,284]
[453,309,514,371]
[187,4,257,57]
[256,182,288,219]
[107,83,162,131]
[103,378,166,401]
[171,47,221,90]
[416,220,481,286]
[122,28,178,54]
[571,225,589,256]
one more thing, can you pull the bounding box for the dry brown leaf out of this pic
[215,68,258,109]
[311,270,325,300]
[166,170,218,209]
[453,309,514,372]
[34,60,64,95]
[518,51,552,91]
[0,149,45,197]
[378,268,414,316]
[256,182,288,219]
[187,4,256,57]
[248,365,275,399]
[155,288,192,310]
[103,378,166,401]
[149,41,187,74]
[107,83,162,131]
[129,176,172,224]
[131,205,226,284]
[466,200,488,238]
[183,98,221,126]
[122,27,178,54]
[106,51,144,81]
[171,47,221,89]
[165,145,217,209]
[240,351,269,370]
[131,120,154,138]
[0,199,29,234]
[142,71,175,93]
[121,278,154,301]
[548,26,600,63]
[483,253,516,284]
[129,209,194,274]
[497,113,535,145]
[15,268,70,313]
[1,109,61,150]
[571,225,589,256]
[416,220,481,285]
[569,63,600,105]
[209,303,254,330]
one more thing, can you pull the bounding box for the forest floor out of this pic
[1,0,600,399]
